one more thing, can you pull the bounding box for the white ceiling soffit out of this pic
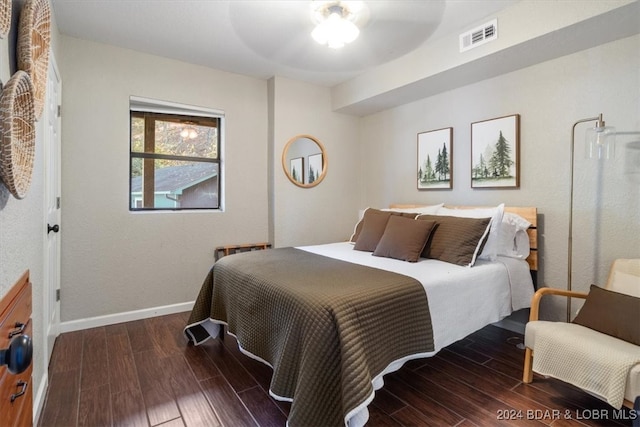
[334,1,640,116]
[51,0,518,87]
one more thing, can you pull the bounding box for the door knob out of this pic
[47,224,60,234]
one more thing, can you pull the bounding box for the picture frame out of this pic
[471,114,520,188]
[306,153,323,185]
[290,157,304,185]
[417,127,453,190]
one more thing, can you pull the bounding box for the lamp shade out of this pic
[586,124,616,160]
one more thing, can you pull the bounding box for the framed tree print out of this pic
[417,127,453,190]
[290,157,304,185]
[306,153,323,185]
[471,114,520,188]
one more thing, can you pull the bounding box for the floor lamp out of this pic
[567,113,615,322]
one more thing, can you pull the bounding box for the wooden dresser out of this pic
[0,271,33,427]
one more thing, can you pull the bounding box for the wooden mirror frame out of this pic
[281,134,328,188]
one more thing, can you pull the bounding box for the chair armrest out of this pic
[529,287,589,321]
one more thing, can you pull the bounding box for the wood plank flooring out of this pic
[38,312,634,426]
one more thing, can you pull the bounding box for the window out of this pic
[129,98,223,211]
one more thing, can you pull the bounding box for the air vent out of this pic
[459,19,498,52]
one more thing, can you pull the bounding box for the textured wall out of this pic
[270,76,361,248]
[359,35,640,320]
[58,36,270,322]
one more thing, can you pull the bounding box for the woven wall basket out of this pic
[0,0,11,38]
[0,71,36,199]
[17,0,51,120]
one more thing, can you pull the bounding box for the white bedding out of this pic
[298,241,534,352]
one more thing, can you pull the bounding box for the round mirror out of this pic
[282,134,327,188]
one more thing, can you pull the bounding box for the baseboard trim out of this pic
[33,372,48,426]
[59,301,195,333]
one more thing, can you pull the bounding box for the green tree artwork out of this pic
[471,115,519,188]
[417,128,453,190]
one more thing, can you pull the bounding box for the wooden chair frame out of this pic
[522,286,635,409]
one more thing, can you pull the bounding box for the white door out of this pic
[44,56,61,362]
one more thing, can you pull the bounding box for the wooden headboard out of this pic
[389,205,538,272]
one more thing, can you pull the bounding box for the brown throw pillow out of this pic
[353,209,418,251]
[351,208,387,243]
[354,210,393,252]
[350,208,418,243]
[572,284,640,346]
[373,216,436,262]
[416,214,491,266]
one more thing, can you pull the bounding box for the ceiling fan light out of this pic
[341,1,364,15]
[311,5,360,48]
[311,22,329,44]
[334,15,359,43]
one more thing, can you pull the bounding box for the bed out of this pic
[185,204,538,427]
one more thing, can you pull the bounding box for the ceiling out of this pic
[52,0,519,87]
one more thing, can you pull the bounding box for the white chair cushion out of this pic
[606,259,640,297]
[608,270,640,298]
[526,321,640,404]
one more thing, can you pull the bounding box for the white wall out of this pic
[58,36,270,322]
[270,76,361,247]
[359,35,640,320]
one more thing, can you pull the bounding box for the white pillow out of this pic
[497,212,531,259]
[498,224,530,259]
[349,207,373,243]
[383,203,443,215]
[436,204,504,261]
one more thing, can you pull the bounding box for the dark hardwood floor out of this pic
[38,312,633,427]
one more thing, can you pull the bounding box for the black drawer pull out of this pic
[8,320,28,338]
[0,334,33,374]
[10,380,28,402]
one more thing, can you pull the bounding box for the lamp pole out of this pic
[567,114,604,322]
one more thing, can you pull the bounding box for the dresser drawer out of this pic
[0,353,33,426]
[0,282,32,350]
[0,271,33,427]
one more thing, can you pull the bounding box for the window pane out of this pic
[155,120,218,159]
[131,116,145,153]
[131,157,142,178]
[130,160,219,209]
